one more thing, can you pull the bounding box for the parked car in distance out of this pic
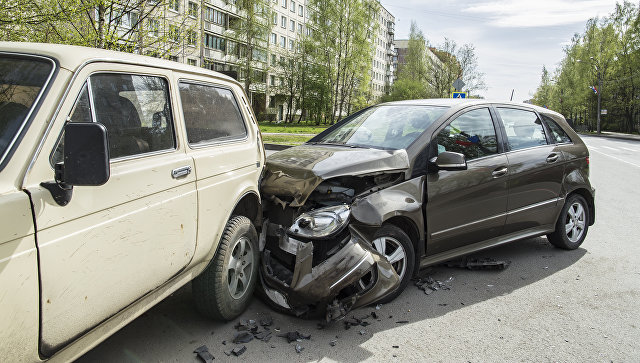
[0,42,265,362]
[259,99,595,319]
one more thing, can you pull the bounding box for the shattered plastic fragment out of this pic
[396,320,409,324]
[443,257,511,270]
[330,339,337,347]
[260,315,273,327]
[279,331,311,343]
[233,331,254,344]
[375,304,383,310]
[414,276,453,294]
[193,345,214,363]
[232,345,247,356]
[295,344,304,353]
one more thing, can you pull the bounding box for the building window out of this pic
[272,12,277,25]
[270,32,277,44]
[270,74,275,85]
[290,19,295,32]
[204,34,226,51]
[289,39,294,50]
[298,24,302,33]
[148,19,159,37]
[298,4,303,16]
[187,59,197,66]
[205,7,226,26]
[168,55,179,62]
[188,30,197,46]
[281,0,286,8]
[188,1,198,17]
[290,0,295,12]
[280,36,286,48]
[169,0,179,12]
[169,25,180,42]
[281,15,286,28]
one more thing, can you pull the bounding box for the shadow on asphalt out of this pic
[77,236,586,362]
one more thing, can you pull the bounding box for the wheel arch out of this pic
[566,187,595,226]
[229,190,262,228]
[383,215,423,276]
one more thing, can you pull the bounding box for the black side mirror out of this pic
[41,122,110,206]
[63,122,110,185]
[431,151,467,171]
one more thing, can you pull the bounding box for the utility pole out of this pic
[596,69,602,134]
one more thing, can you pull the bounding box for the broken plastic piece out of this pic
[443,257,511,270]
[278,331,311,343]
[232,331,254,344]
[193,345,214,363]
[260,315,273,327]
[396,320,409,324]
[295,344,304,353]
[232,345,247,356]
[330,339,337,346]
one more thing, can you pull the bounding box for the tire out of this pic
[547,194,590,250]
[192,215,258,321]
[369,224,415,303]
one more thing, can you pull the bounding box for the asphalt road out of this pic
[77,135,640,362]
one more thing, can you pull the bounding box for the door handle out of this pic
[492,166,508,178]
[546,153,559,163]
[171,166,192,179]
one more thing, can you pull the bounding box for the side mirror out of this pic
[41,122,110,206]
[432,151,467,171]
[62,122,110,185]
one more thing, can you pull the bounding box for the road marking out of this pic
[588,146,599,150]
[601,146,619,151]
[590,148,640,168]
[620,147,639,152]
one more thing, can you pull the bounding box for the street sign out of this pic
[601,109,607,115]
[453,78,465,91]
[451,91,468,99]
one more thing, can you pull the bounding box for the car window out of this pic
[1,55,54,166]
[178,82,247,145]
[436,107,498,161]
[52,73,176,163]
[541,114,572,144]
[314,105,448,150]
[498,107,548,151]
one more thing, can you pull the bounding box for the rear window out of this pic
[313,105,448,150]
[0,55,54,165]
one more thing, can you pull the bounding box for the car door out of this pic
[495,106,565,234]
[22,64,197,356]
[426,106,508,255]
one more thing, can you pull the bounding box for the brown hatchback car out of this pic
[259,99,594,319]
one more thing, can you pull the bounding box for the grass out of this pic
[262,133,313,146]
[259,121,329,135]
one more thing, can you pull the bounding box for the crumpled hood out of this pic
[261,144,409,206]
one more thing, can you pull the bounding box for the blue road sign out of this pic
[451,92,468,99]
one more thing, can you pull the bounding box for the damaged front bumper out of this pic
[260,225,400,320]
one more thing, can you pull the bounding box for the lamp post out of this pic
[578,57,603,134]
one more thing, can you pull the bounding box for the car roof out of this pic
[379,98,564,119]
[0,41,239,85]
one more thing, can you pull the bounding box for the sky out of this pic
[379,0,620,102]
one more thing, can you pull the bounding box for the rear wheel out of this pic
[366,224,415,303]
[192,215,258,321]
[547,194,589,250]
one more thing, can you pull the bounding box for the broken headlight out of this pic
[289,204,350,238]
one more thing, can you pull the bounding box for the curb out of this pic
[578,132,640,142]
[264,143,293,151]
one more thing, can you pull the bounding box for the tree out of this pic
[384,21,429,101]
[532,66,554,107]
[430,38,485,98]
[0,0,194,57]
[229,0,272,104]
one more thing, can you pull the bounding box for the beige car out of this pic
[0,43,264,362]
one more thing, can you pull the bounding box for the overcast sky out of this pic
[380,0,620,102]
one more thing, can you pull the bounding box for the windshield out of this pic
[0,55,54,164]
[313,105,448,150]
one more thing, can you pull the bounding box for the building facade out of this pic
[151,0,395,120]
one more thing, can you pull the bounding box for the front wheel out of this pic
[192,215,258,321]
[369,224,415,303]
[547,194,590,250]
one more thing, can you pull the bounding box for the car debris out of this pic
[278,331,311,343]
[193,345,214,363]
[330,339,338,346]
[295,344,304,353]
[414,276,453,295]
[232,331,254,344]
[443,257,511,270]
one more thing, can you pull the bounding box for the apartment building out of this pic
[157,0,394,120]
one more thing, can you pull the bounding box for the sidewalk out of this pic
[578,131,640,142]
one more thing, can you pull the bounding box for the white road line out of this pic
[588,146,599,150]
[590,148,640,168]
[601,146,619,151]
[620,147,639,152]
